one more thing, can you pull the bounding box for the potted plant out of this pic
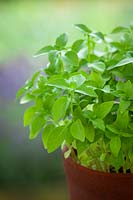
[17,24,133,199]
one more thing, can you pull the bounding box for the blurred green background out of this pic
[0,0,133,199]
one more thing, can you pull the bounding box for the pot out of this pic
[63,152,133,200]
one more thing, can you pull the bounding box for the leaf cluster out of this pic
[17,24,133,173]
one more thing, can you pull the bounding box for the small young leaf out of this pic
[52,96,68,122]
[70,119,85,142]
[64,148,72,159]
[56,33,68,49]
[74,24,91,34]
[29,116,45,139]
[100,153,106,162]
[110,136,121,157]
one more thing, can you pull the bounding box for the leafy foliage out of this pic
[17,24,133,173]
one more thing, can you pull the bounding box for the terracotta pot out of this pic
[63,152,133,200]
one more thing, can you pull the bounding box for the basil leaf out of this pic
[24,106,36,127]
[52,96,68,122]
[29,116,45,139]
[34,45,54,57]
[94,101,114,119]
[110,136,121,157]
[74,24,91,34]
[56,33,68,49]
[42,124,55,149]
[65,51,79,66]
[70,119,85,142]
[47,126,66,153]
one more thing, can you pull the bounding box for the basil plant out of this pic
[17,24,133,174]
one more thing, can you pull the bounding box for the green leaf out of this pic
[65,51,79,66]
[128,122,133,130]
[85,123,95,142]
[34,45,54,57]
[56,33,68,49]
[107,124,133,138]
[92,118,105,131]
[94,101,114,119]
[48,77,70,90]
[89,71,106,88]
[64,148,72,158]
[47,126,66,153]
[70,119,85,142]
[74,24,91,34]
[76,84,97,97]
[101,85,110,93]
[69,74,86,88]
[119,100,130,113]
[20,93,34,104]
[106,124,119,135]
[52,96,68,122]
[90,32,104,40]
[76,140,90,156]
[100,153,106,162]
[24,106,36,127]
[111,26,129,34]
[65,125,73,144]
[120,132,133,138]
[108,57,133,70]
[42,124,55,149]
[16,86,26,98]
[16,71,40,99]
[128,146,133,164]
[29,116,45,139]
[115,111,129,130]
[88,62,106,73]
[48,51,58,64]
[110,136,121,157]
[124,80,133,99]
[72,39,85,53]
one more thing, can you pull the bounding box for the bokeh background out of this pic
[0,0,133,199]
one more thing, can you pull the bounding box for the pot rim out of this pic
[63,149,133,178]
